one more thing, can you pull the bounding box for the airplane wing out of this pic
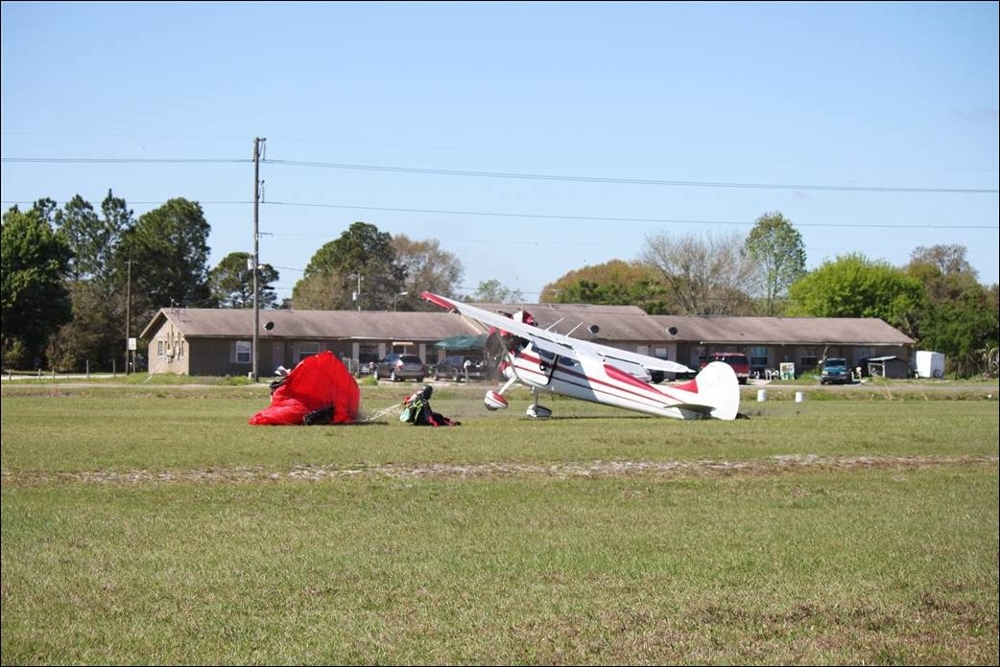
[422,292,578,358]
[576,340,693,375]
[421,292,692,374]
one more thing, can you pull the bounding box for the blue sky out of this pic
[2,1,997,302]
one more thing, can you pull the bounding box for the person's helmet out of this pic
[421,385,433,400]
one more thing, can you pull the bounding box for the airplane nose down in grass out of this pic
[421,291,741,421]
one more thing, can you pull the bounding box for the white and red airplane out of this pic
[421,292,741,420]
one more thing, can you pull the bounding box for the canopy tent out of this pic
[434,333,489,350]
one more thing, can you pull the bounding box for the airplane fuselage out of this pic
[505,343,712,420]
[420,290,740,421]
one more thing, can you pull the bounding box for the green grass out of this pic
[2,382,998,665]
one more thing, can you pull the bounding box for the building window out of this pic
[359,343,379,365]
[235,340,251,364]
[799,355,819,371]
[749,346,768,369]
[297,342,320,362]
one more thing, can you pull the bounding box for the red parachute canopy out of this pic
[249,351,360,425]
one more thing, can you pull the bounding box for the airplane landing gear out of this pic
[526,404,552,419]
[526,388,552,419]
[485,377,518,411]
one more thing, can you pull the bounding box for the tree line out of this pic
[1,194,491,373]
[543,216,998,377]
[2,196,997,377]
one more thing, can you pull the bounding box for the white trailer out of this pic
[915,350,945,379]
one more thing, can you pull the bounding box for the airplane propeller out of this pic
[482,331,511,383]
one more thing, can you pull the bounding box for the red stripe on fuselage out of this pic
[672,378,700,393]
[510,350,697,408]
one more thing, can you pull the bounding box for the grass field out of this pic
[2,380,997,665]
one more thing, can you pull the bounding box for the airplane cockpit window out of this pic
[509,336,530,352]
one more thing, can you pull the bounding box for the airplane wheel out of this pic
[526,404,552,419]
[485,391,508,411]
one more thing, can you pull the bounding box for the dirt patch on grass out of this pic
[3,454,996,487]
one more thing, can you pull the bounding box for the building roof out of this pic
[469,301,671,341]
[141,305,915,348]
[650,315,915,346]
[141,307,485,342]
[471,303,914,346]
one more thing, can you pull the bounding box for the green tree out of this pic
[745,211,806,315]
[540,260,678,313]
[47,280,122,372]
[99,190,137,291]
[292,222,404,310]
[915,288,997,377]
[209,251,280,308]
[787,253,924,336]
[48,191,136,372]
[906,244,998,377]
[468,279,523,304]
[1,204,73,369]
[391,235,464,310]
[289,266,348,310]
[119,198,214,325]
[54,195,102,282]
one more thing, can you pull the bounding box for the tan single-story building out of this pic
[140,303,915,378]
[651,314,915,378]
[140,307,484,377]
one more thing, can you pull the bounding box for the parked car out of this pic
[700,352,751,385]
[374,353,426,382]
[819,356,852,384]
[356,360,378,377]
[432,355,487,382]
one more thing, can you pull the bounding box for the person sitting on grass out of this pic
[401,385,460,426]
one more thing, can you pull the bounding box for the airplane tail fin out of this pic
[674,361,741,420]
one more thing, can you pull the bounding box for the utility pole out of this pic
[125,259,131,374]
[350,272,363,311]
[252,137,266,382]
[394,291,408,311]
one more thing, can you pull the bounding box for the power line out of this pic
[2,196,993,231]
[5,131,996,174]
[265,159,999,194]
[1,200,251,206]
[2,157,249,164]
[261,200,996,230]
[3,155,997,193]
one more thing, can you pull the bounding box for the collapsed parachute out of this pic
[249,351,360,425]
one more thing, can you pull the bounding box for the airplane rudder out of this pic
[696,361,741,420]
